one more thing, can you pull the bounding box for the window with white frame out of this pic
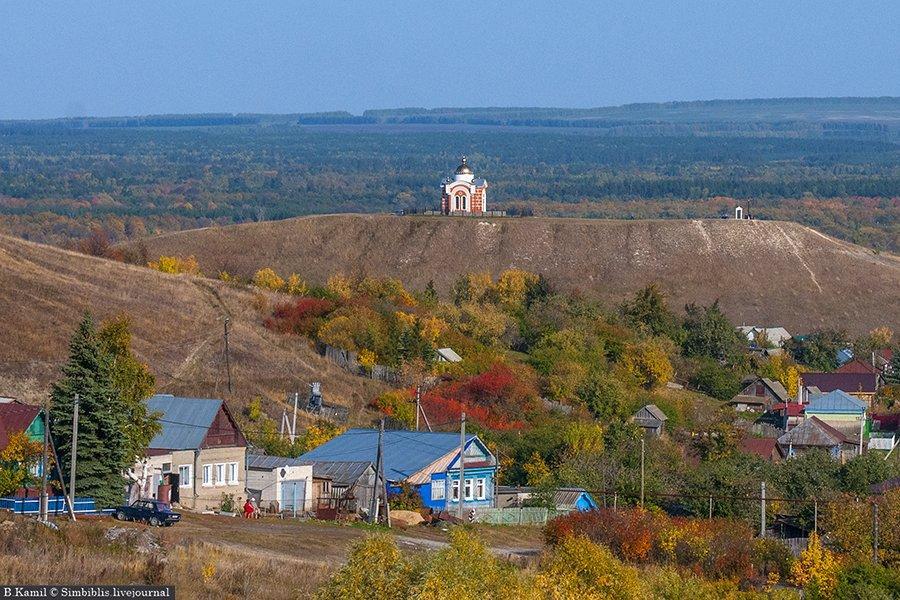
[431,481,445,501]
[226,462,238,485]
[451,479,460,501]
[475,478,486,500]
[214,463,225,486]
[464,478,473,500]
[178,465,192,487]
[202,465,212,486]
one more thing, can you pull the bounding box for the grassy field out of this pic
[0,232,387,418]
[0,512,545,598]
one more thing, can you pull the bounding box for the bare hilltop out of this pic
[133,214,900,335]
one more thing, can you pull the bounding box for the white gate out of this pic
[281,479,307,515]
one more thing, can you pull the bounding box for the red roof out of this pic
[772,402,805,416]
[835,359,878,375]
[740,437,778,461]
[0,403,41,451]
[872,413,900,432]
[801,372,877,394]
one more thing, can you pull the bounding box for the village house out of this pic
[631,404,667,437]
[300,429,498,510]
[246,454,313,515]
[836,351,893,380]
[0,401,44,479]
[770,401,806,431]
[728,376,790,413]
[130,394,247,511]
[804,390,867,444]
[800,372,879,405]
[835,357,879,375]
[739,437,780,462]
[440,156,488,215]
[776,416,859,462]
[737,326,793,349]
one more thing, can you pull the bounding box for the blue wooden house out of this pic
[300,429,498,510]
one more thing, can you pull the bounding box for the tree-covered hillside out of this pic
[0,98,897,251]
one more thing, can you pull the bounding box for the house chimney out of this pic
[796,376,803,405]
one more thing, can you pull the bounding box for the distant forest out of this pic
[0,97,897,252]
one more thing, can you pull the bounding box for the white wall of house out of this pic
[246,464,313,512]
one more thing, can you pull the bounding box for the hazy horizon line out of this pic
[3,95,898,123]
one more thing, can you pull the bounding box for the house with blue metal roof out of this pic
[805,390,868,439]
[130,394,247,511]
[299,428,498,510]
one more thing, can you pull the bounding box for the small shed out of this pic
[246,454,313,514]
[553,488,599,512]
[301,460,377,517]
[435,347,463,363]
[632,404,668,437]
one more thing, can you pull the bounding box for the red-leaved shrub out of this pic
[264,297,335,336]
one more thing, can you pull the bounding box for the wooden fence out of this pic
[320,344,400,384]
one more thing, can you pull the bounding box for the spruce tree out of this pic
[50,313,130,508]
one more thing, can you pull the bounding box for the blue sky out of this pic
[0,1,897,119]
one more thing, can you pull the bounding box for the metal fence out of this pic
[471,507,566,525]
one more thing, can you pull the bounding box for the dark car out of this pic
[115,499,181,526]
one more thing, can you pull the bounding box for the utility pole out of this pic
[415,386,421,431]
[69,395,79,511]
[708,496,713,519]
[39,405,50,523]
[814,498,818,534]
[48,431,76,522]
[223,317,233,393]
[760,481,766,538]
[639,436,645,509]
[872,502,879,564]
[458,412,466,519]
[369,419,384,524]
[290,392,299,443]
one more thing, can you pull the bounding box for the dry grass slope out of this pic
[0,233,386,415]
[135,214,900,335]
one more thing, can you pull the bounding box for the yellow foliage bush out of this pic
[536,535,650,600]
[394,311,416,329]
[789,533,839,599]
[285,273,308,295]
[621,339,674,390]
[419,315,449,345]
[317,534,414,600]
[300,422,343,453]
[416,529,535,600]
[326,273,353,299]
[358,348,377,371]
[148,255,200,275]
[253,267,285,291]
[496,268,539,308]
